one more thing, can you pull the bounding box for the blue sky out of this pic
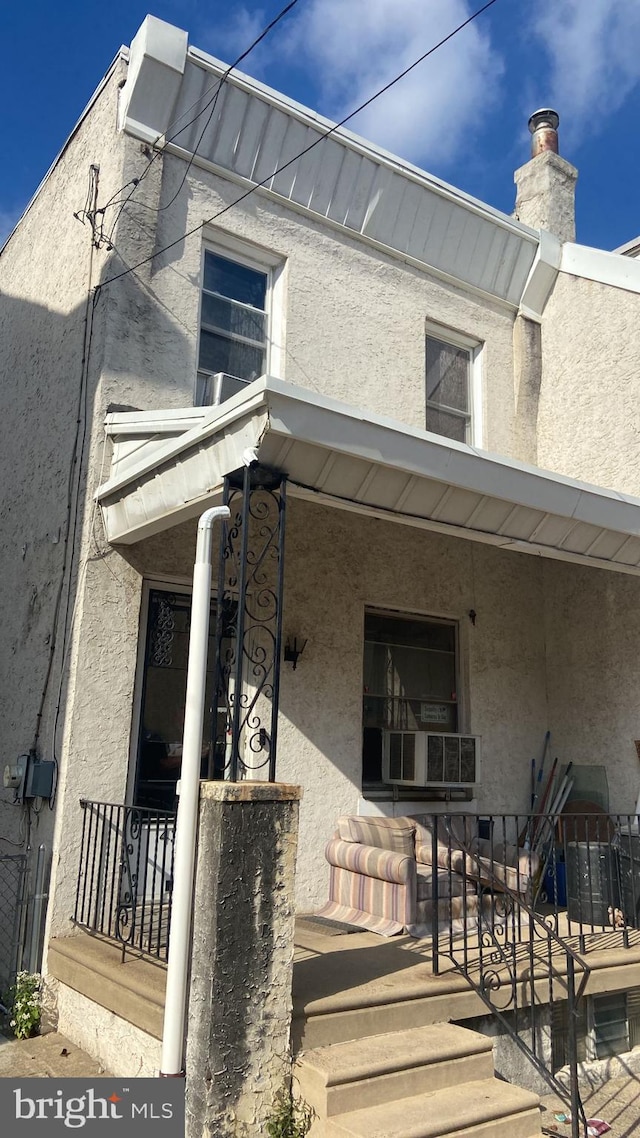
[1,0,639,251]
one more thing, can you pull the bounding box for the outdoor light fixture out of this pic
[284,636,307,670]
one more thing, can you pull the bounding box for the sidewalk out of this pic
[540,1077,640,1137]
[0,1031,111,1078]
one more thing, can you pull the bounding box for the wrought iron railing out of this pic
[426,812,640,1138]
[73,800,175,962]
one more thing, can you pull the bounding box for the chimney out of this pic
[514,109,577,243]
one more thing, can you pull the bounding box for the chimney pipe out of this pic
[514,107,577,242]
[528,108,560,157]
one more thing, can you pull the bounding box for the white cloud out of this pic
[282,0,503,167]
[197,6,273,71]
[533,0,640,144]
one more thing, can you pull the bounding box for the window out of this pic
[425,327,481,445]
[552,989,640,1071]
[197,247,272,405]
[362,610,458,788]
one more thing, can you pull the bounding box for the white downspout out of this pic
[160,504,230,1078]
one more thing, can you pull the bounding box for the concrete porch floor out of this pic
[292,916,640,1051]
[46,916,640,1055]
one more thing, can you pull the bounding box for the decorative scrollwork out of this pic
[148,594,176,667]
[213,471,286,781]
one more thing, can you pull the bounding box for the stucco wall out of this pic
[537,272,640,494]
[0,62,130,854]
[43,487,640,923]
[103,148,518,455]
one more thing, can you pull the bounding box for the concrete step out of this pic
[295,1023,495,1117]
[311,1078,542,1138]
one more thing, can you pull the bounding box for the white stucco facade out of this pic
[4,15,640,1012]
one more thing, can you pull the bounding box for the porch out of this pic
[48,799,640,1129]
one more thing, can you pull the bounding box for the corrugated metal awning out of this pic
[97,378,640,576]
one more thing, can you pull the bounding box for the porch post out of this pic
[185,780,302,1137]
[213,467,287,782]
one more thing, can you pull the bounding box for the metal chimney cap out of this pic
[528,108,560,134]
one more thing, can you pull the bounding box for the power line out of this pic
[100,0,301,242]
[98,0,500,290]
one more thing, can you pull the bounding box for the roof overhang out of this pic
[97,377,640,577]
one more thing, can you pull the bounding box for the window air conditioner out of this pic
[196,372,254,407]
[382,731,480,788]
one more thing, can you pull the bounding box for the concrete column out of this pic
[185,781,302,1138]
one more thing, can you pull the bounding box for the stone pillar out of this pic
[185,781,302,1138]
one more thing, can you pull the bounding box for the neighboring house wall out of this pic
[537,272,640,494]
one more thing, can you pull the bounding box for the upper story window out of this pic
[425,326,482,446]
[197,241,283,406]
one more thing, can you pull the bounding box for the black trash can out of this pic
[614,829,640,929]
[565,841,619,925]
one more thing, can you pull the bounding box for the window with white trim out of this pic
[197,242,281,406]
[425,327,482,445]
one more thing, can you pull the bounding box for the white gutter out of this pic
[160,504,230,1078]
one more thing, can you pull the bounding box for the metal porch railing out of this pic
[73,800,175,962]
[429,812,640,1138]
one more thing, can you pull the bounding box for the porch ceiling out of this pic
[97,377,640,576]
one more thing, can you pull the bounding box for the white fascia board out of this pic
[518,229,562,320]
[97,383,272,499]
[118,15,188,140]
[105,406,209,436]
[260,381,640,535]
[185,47,538,247]
[97,377,640,546]
[560,243,640,295]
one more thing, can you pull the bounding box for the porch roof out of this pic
[97,377,640,576]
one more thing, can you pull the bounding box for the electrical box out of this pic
[24,759,56,800]
[2,754,55,801]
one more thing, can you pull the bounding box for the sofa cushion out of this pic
[412,815,478,866]
[338,815,416,856]
[416,868,477,902]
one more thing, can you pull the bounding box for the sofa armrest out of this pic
[325,838,415,886]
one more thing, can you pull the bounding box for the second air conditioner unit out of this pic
[382,731,480,788]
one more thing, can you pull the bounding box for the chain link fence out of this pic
[0,853,28,994]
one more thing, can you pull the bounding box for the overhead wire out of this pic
[100,0,302,244]
[98,0,501,291]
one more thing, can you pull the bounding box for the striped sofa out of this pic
[316,814,539,938]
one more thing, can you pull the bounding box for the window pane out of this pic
[364,642,455,701]
[204,252,267,309]
[201,294,267,344]
[198,329,265,381]
[426,337,469,412]
[365,614,455,653]
[362,612,458,788]
[426,406,468,443]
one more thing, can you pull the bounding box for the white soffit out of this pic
[97,378,640,577]
[119,19,539,309]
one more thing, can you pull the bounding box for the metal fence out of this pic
[0,853,29,993]
[74,800,176,962]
